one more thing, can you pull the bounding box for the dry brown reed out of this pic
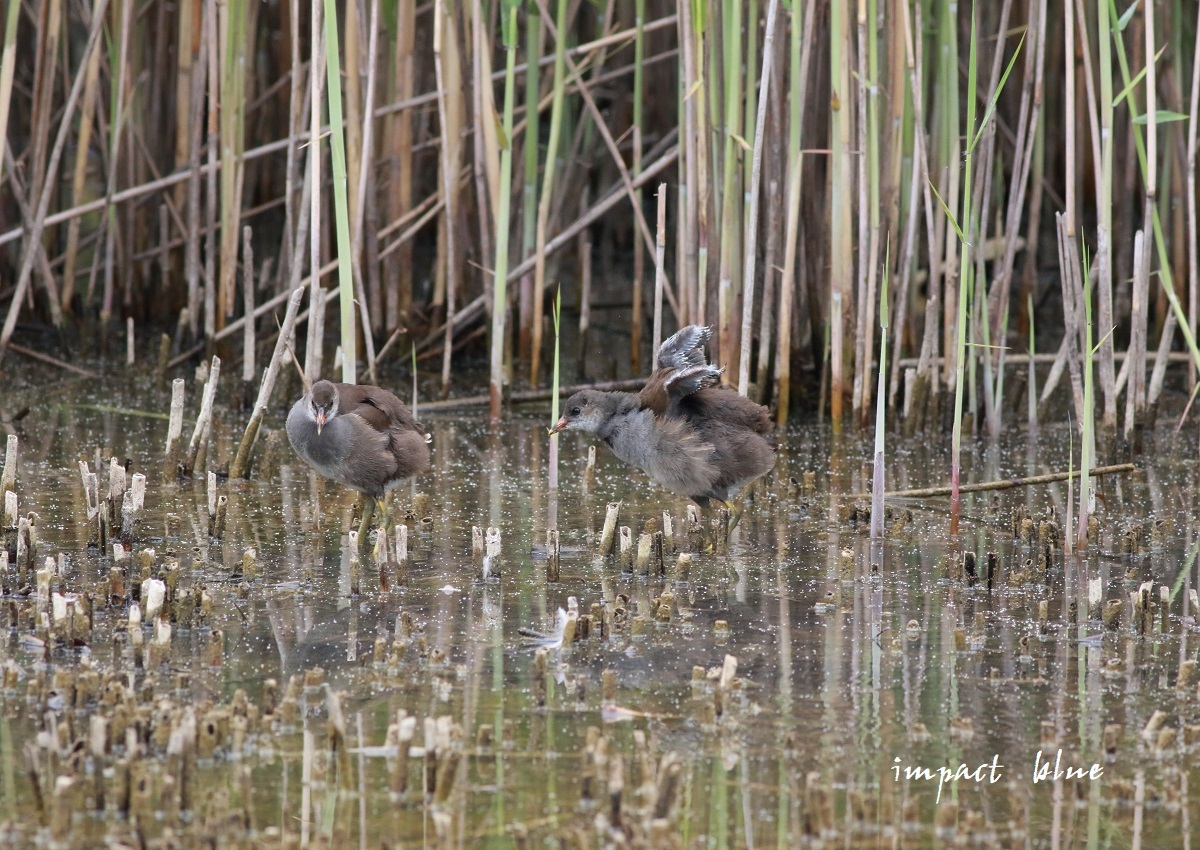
[0,0,1196,446]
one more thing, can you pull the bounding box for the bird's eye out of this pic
[570,406,581,417]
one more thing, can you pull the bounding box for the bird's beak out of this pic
[548,416,569,435]
[316,409,326,435]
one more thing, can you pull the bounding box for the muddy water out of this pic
[2,368,1199,849]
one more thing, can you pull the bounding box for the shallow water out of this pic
[2,366,1200,849]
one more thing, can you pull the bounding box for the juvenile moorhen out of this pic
[286,380,431,535]
[549,326,777,506]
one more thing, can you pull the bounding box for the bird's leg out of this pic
[723,497,746,534]
[356,495,377,548]
[377,492,392,536]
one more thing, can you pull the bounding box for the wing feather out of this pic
[656,325,713,371]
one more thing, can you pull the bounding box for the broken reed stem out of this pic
[598,502,620,556]
[845,463,1136,500]
[582,445,596,494]
[229,287,305,479]
[546,528,560,582]
[164,379,186,476]
[183,356,221,476]
[0,434,16,496]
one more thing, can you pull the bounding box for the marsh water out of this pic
[2,358,1200,849]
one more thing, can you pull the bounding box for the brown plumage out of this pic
[286,380,430,500]
[550,326,777,506]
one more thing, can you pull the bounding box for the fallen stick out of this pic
[229,287,305,479]
[845,463,1137,500]
[7,343,101,379]
[416,378,644,412]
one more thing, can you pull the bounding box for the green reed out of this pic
[321,0,356,383]
[490,0,520,419]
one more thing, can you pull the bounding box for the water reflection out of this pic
[0,384,1198,848]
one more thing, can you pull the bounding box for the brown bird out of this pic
[549,326,777,507]
[287,380,431,536]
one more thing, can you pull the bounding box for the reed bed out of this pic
[1,0,1198,452]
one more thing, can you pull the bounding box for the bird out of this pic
[286,380,431,538]
[549,326,777,507]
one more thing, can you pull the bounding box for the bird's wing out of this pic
[337,383,424,433]
[656,325,713,371]
[664,364,723,400]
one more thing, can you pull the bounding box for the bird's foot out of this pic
[356,496,377,549]
[725,498,745,533]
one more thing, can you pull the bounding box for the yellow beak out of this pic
[548,416,569,435]
[316,409,326,435]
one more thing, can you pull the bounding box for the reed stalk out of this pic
[433,0,465,397]
[987,0,1045,433]
[1188,0,1200,393]
[1077,246,1094,551]
[1095,0,1117,431]
[529,0,570,386]
[743,0,757,200]
[184,9,210,341]
[305,2,325,382]
[716,0,743,377]
[948,2,980,535]
[518,2,543,366]
[869,241,888,541]
[350,0,379,291]
[774,0,814,426]
[100,0,135,325]
[549,286,562,491]
[230,288,305,479]
[691,2,709,330]
[904,0,943,434]
[5,0,1200,452]
[59,4,103,311]
[0,0,110,365]
[1125,230,1147,439]
[203,0,219,341]
[1026,292,1037,430]
[853,0,880,426]
[241,226,256,383]
[385,0,417,332]
[470,0,498,291]
[630,0,646,372]
[353,0,382,342]
[737,0,780,396]
[219,0,250,326]
[1106,0,1200,378]
[490,0,521,419]
[851,0,869,426]
[828,0,851,432]
[652,183,667,366]
[322,0,358,383]
[346,1,363,256]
